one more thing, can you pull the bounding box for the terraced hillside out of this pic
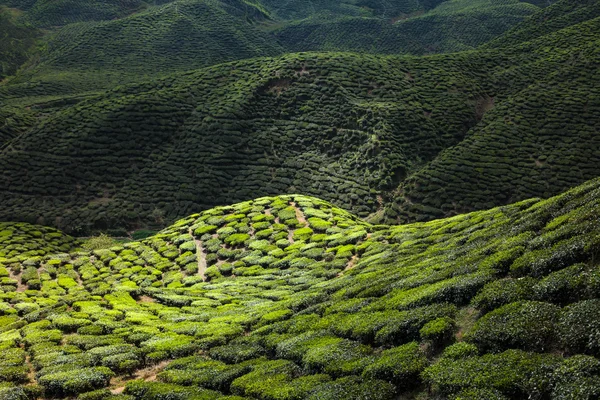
[385,0,600,222]
[0,0,549,100]
[0,176,599,399]
[273,0,540,55]
[0,0,282,98]
[0,0,159,27]
[0,8,39,82]
[0,0,598,233]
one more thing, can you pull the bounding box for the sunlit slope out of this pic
[0,177,599,398]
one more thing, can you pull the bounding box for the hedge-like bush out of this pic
[38,366,114,396]
[466,301,559,352]
[362,341,427,387]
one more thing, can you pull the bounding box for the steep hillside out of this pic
[274,0,539,55]
[0,0,282,98]
[483,0,600,48]
[0,0,598,233]
[0,7,39,81]
[0,0,155,27]
[385,3,600,222]
[0,177,598,399]
[0,0,549,100]
[0,51,499,233]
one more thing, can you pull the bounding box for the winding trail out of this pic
[190,228,207,280]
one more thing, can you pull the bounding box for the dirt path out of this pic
[338,255,359,277]
[9,270,26,292]
[190,228,208,281]
[195,239,207,281]
[290,202,307,225]
[110,360,171,394]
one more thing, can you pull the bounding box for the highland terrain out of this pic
[0,0,599,399]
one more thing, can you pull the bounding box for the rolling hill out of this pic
[0,175,598,399]
[0,0,598,398]
[273,0,540,55]
[0,0,597,233]
[0,0,548,100]
[0,7,39,82]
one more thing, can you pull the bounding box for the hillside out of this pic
[0,176,598,399]
[0,0,547,100]
[0,7,39,82]
[0,0,597,233]
[0,0,282,98]
[273,0,540,55]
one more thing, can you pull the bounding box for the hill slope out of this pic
[0,176,599,399]
[0,0,548,99]
[0,7,39,82]
[0,0,282,98]
[273,0,540,55]
[0,0,598,233]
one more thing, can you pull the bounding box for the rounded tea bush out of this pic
[558,299,600,356]
[38,366,114,396]
[362,341,427,387]
[467,301,559,352]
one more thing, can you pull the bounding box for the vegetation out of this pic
[0,175,597,398]
[0,0,598,398]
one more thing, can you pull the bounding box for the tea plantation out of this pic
[0,0,598,233]
[0,175,598,399]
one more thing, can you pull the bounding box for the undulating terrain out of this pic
[0,175,599,399]
[1,0,600,398]
[2,0,600,233]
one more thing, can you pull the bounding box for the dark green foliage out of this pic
[419,317,456,346]
[2,0,599,231]
[362,342,427,387]
[551,355,600,399]
[558,299,600,357]
[467,301,560,352]
[471,278,536,312]
[275,0,538,55]
[0,8,39,82]
[124,380,222,400]
[423,349,561,398]
[305,376,395,400]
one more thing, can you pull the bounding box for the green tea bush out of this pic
[471,277,536,312]
[305,375,395,400]
[558,299,600,356]
[124,380,221,400]
[532,264,587,305]
[209,343,265,364]
[423,349,561,398]
[420,317,456,346]
[362,341,427,387]
[38,366,114,396]
[551,355,600,399]
[466,301,559,352]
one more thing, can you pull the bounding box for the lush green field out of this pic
[0,176,598,399]
[1,0,599,398]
